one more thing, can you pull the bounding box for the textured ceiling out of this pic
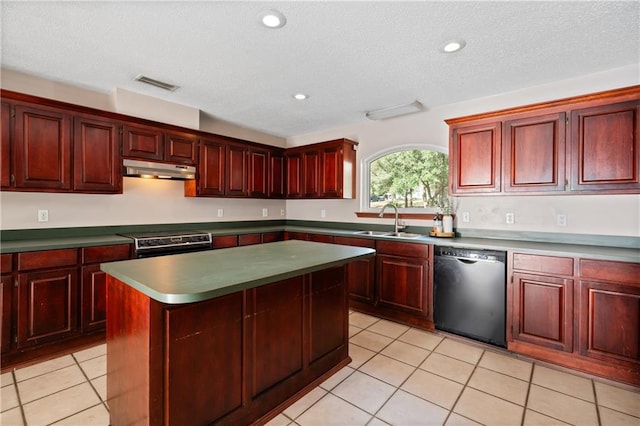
[1,1,638,137]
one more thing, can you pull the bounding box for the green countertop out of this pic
[2,223,638,263]
[100,240,375,304]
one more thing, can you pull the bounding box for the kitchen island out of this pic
[101,240,375,426]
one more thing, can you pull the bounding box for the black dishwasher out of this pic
[434,246,507,347]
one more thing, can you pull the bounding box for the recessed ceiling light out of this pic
[293,93,308,100]
[441,40,466,53]
[260,10,287,29]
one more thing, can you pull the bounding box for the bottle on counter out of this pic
[433,213,442,234]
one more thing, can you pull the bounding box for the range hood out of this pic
[123,159,196,180]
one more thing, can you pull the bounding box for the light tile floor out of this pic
[1,312,639,425]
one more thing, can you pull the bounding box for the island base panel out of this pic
[107,265,350,425]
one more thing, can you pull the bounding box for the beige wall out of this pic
[1,66,638,235]
[286,65,640,237]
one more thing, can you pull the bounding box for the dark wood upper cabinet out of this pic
[302,149,320,197]
[450,121,502,194]
[164,131,198,165]
[1,102,10,188]
[269,150,286,198]
[285,139,358,199]
[286,151,303,198]
[570,101,640,192]
[122,123,164,161]
[503,112,566,193]
[249,147,269,198]
[185,137,226,197]
[13,103,72,190]
[226,142,249,196]
[320,139,357,198]
[73,115,121,193]
[447,86,640,196]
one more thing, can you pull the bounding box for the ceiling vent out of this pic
[134,74,179,91]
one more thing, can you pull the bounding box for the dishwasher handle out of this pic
[435,246,507,263]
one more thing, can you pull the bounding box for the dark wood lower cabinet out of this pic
[333,236,376,304]
[508,254,640,386]
[1,274,12,354]
[17,267,79,348]
[512,272,574,352]
[107,265,349,425]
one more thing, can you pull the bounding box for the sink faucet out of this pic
[378,203,404,233]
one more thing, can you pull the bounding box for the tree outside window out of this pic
[369,149,448,209]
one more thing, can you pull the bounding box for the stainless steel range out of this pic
[119,231,213,258]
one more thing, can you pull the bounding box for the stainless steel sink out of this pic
[352,230,423,239]
[385,232,423,239]
[352,230,393,236]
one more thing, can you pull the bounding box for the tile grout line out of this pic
[11,369,28,426]
[520,359,535,426]
[592,379,602,426]
[71,353,110,413]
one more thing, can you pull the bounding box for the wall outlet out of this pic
[262,208,268,217]
[217,208,224,218]
[320,209,326,218]
[506,212,515,224]
[37,209,49,222]
[462,211,470,223]
[557,214,567,227]
[280,209,285,217]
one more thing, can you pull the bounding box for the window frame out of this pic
[359,143,449,213]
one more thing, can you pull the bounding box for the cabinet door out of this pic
[286,152,303,198]
[376,254,429,316]
[503,112,566,192]
[303,149,320,197]
[13,104,72,190]
[1,274,12,354]
[73,115,121,193]
[570,101,640,192]
[310,266,348,362]
[196,138,226,196]
[578,259,640,367]
[250,277,304,396]
[578,280,640,366]
[122,123,164,161]
[450,122,501,194]
[227,143,249,196]
[321,144,343,197]
[512,272,573,352]
[269,151,286,198]
[334,236,376,305]
[165,131,197,165]
[249,148,269,197]
[81,264,107,332]
[1,101,10,188]
[165,292,244,425]
[17,267,79,348]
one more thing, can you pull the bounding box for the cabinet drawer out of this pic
[81,244,131,264]
[238,233,261,246]
[261,232,284,243]
[580,259,640,286]
[213,235,238,249]
[1,254,12,274]
[512,253,573,276]
[376,241,429,258]
[18,248,78,271]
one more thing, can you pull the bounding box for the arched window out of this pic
[361,145,449,211]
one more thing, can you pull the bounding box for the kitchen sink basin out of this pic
[352,230,424,239]
[385,232,423,239]
[352,230,393,236]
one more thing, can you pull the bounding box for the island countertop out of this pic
[100,240,375,304]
